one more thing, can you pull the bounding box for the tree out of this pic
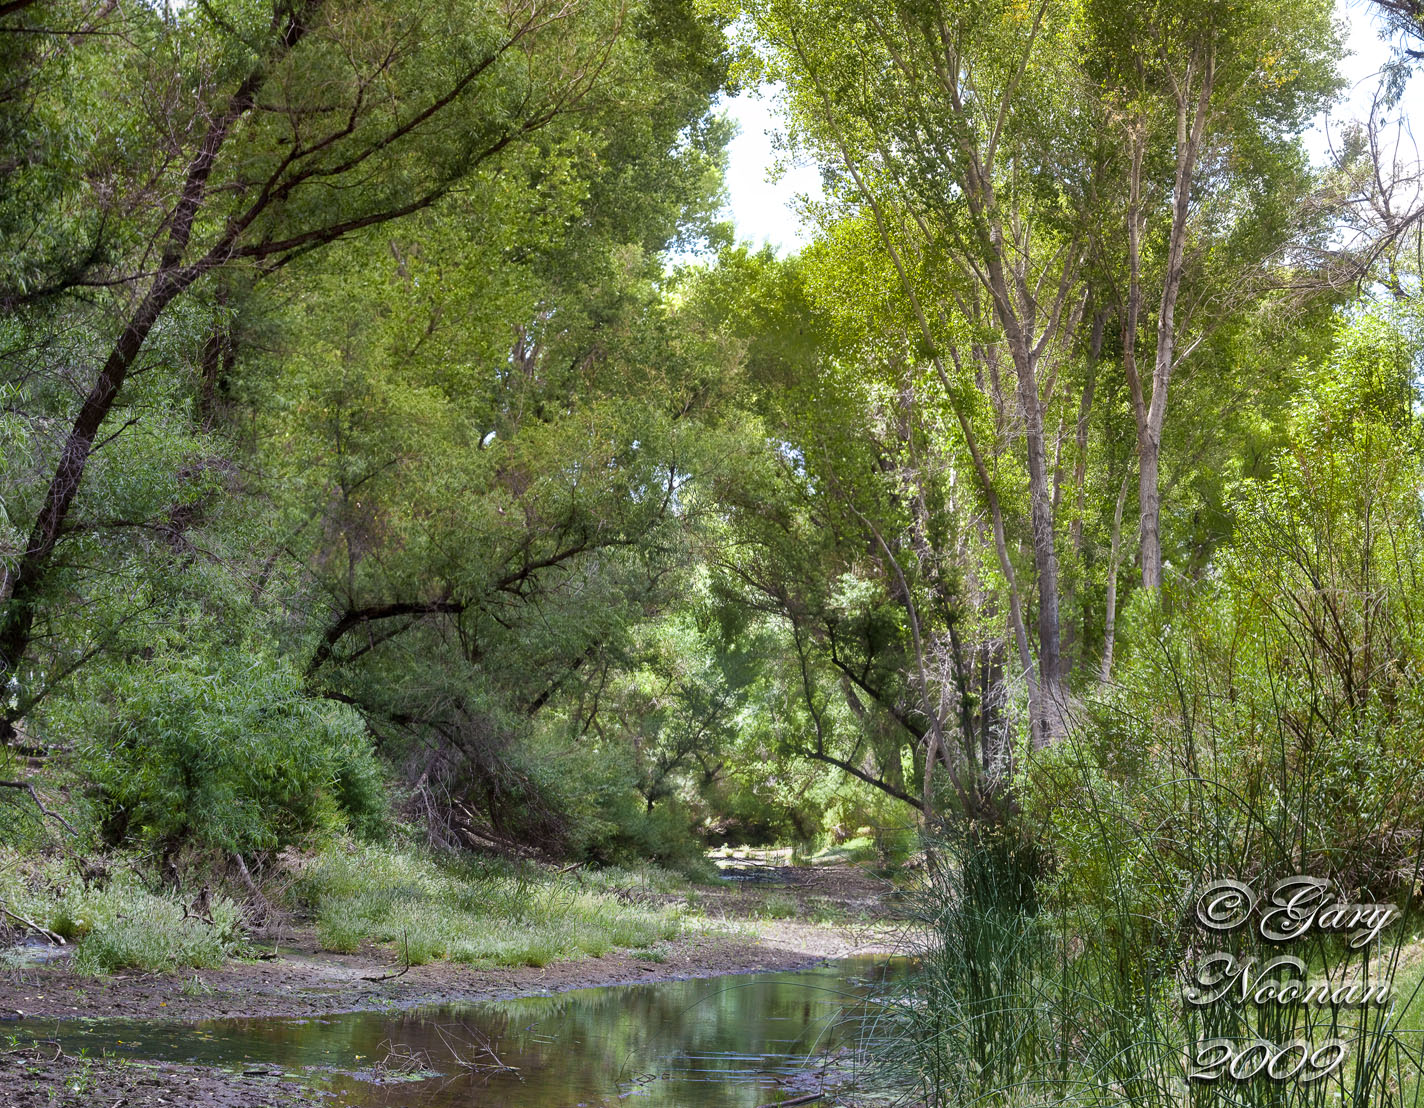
[0,0,695,737]
[689,247,1032,826]
[1084,0,1337,590]
[732,0,1097,739]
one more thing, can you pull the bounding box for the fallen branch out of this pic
[0,902,64,945]
[362,928,411,982]
[436,1021,519,1074]
[758,1094,823,1107]
[230,852,270,925]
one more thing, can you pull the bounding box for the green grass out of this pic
[755,891,800,920]
[291,842,685,968]
[0,843,694,977]
[811,835,881,866]
[0,851,243,974]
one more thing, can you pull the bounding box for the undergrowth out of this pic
[288,842,684,967]
[0,852,243,973]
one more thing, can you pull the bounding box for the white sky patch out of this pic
[720,89,823,254]
[1305,0,1411,164]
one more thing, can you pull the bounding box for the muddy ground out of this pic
[1,1045,314,1108]
[0,861,914,1106]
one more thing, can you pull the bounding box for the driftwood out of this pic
[0,902,64,945]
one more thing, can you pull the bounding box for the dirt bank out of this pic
[0,862,914,1106]
[1,1044,316,1108]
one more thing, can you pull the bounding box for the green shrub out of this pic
[52,642,387,855]
[0,854,243,974]
[72,894,240,974]
[525,737,711,873]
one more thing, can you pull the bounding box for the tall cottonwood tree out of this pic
[734,0,1096,739]
[1085,0,1336,590]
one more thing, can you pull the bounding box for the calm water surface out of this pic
[14,956,907,1106]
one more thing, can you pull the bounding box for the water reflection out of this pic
[17,956,905,1106]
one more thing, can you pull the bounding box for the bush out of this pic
[50,642,387,855]
[523,737,711,874]
[757,891,799,919]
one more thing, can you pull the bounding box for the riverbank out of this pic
[4,947,910,1108]
[1,1045,315,1108]
[0,847,911,1105]
[1,914,903,1023]
[1,844,910,1022]
[1,881,908,1108]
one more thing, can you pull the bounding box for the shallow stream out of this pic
[12,956,906,1106]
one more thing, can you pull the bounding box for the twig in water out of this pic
[2,1040,62,1062]
[435,1022,519,1074]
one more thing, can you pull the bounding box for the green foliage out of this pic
[1,0,740,879]
[516,734,712,873]
[878,810,1422,1107]
[0,853,243,974]
[70,891,242,975]
[1055,308,1424,893]
[876,307,1424,1105]
[50,640,385,855]
[755,891,800,919]
[0,0,1413,964]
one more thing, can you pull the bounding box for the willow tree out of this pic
[0,0,653,737]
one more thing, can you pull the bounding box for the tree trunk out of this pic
[0,274,189,693]
[1101,471,1133,681]
[1010,338,1066,743]
[1063,309,1104,673]
[1134,47,1214,591]
[0,25,287,705]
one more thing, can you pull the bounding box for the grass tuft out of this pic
[0,851,243,974]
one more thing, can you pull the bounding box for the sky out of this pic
[719,0,1412,254]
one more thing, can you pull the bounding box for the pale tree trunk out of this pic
[792,10,1077,743]
[802,107,1046,736]
[1101,471,1133,681]
[1124,46,1215,591]
[1014,340,1067,741]
[978,236,1074,743]
[1062,308,1105,674]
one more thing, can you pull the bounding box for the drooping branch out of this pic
[0,779,76,835]
[306,600,465,676]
